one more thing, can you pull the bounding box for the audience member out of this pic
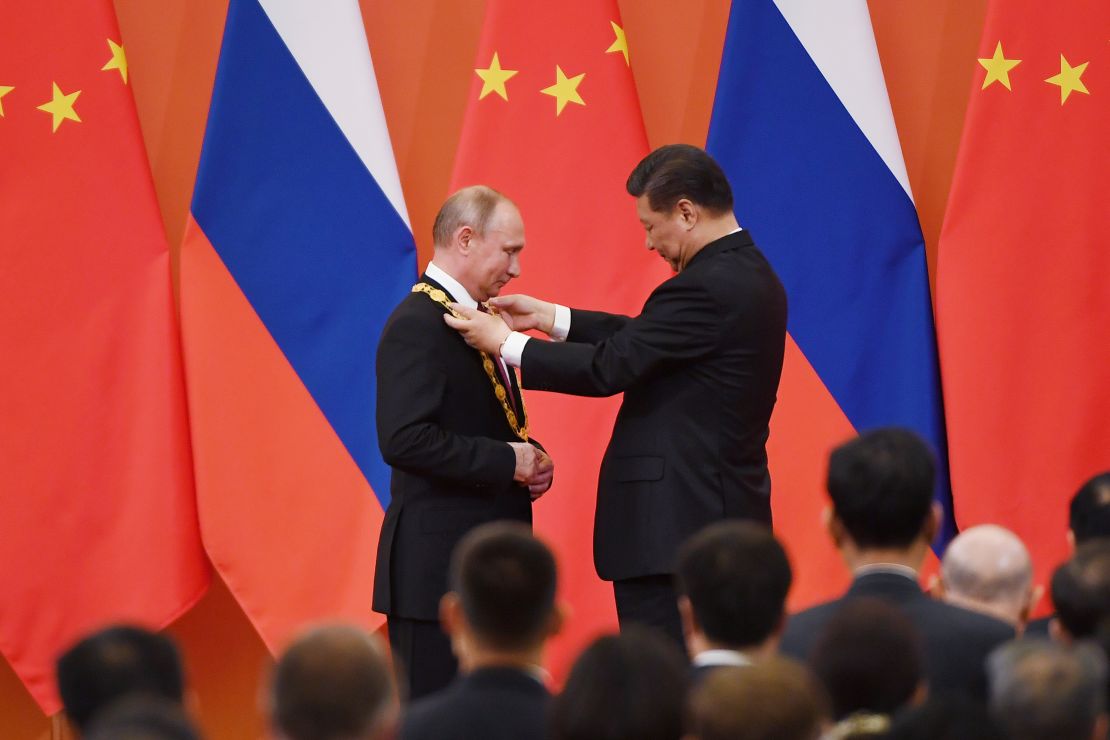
[779,427,1013,700]
[886,695,1006,740]
[675,520,791,681]
[401,523,561,740]
[937,524,1040,631]
[1028,472,1110,637]
[686,659,828,740]
[56,625,186,736]
[83,696,200,740]
[809,598,924,731]
[987,639,1108,740]
[550,626,686,740]
[269,624,398,740]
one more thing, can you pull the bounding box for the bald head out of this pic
[270,624,398,740]
[941,525,1035,626]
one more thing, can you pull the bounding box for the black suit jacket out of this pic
[521,231,787,580]
[400,666,550,740]
[780,572,1015,700]
[373,275,535,620]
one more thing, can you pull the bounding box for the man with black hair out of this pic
[55,625,186,736]
[780,427,1013,699]
[1049,540,1110,646]
[401,522,561,740]
[269,624,398,740]
[1028,472,1110,637]
[676,521,791,681]
[446,144,787,646]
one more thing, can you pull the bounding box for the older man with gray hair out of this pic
[937,524,1041,632]
[987,640,1108,740]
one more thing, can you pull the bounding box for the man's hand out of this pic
[443,304,511,355]
[509,443,555,501]
[487,294,556,335]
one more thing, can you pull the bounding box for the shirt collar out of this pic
[693,649,753,668]
[853,563,919,581]
[426,261,479,310]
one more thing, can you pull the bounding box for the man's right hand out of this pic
[509,442,553,496]
[488,294,556,335]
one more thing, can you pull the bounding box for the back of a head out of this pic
[1071,472,1110,545]
[431,185,509,249]
[625,144,733,215]
[676,520,791,649]
[886,695,1006,740]
[809,598,924,720]
[827,428,936,549]
[1052,539,1110,642]
[687,659,829,740]
[550,627,687,740]
[271,624,396,740]
[449,521,557,651]
[940,524,1033,623]
[56,625,185,732]
[83,696,200,740]
[987,639,1107,740]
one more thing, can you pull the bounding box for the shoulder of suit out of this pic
[926,599,1016,638]
[384,291,453,332]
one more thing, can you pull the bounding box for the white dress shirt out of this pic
[425,262,516,382]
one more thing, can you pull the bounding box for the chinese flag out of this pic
[451,0,669,680]
[0,1,208,711]
[937,0,1109,607]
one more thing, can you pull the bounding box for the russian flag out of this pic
[180,0,415,648]
[707,1,951,605]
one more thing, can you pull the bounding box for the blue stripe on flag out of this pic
[707,0,954,543]
[191,0,415,508]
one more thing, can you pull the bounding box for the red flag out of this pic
[0,1,208,712]
[937,0,1109,602]
[450,0,669,679]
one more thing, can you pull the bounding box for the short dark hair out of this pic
[1051,539,1110,641]
[271,624,396,740]
[83,696,200,740]
[809,598,924,719]
[626,144,733,215]
[56,625,185,732]
[676,521,791,649]
[449,522,557,651]
[688,659,830,740]
[1070,472,1110,544]
[827,428,937,549]
[551,627,687,740]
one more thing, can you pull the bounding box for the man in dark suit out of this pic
[446,145,787,646]
[676,521,792,682]
[401,522,560,740]
[374,186,554,700]
[779,428,1014,700]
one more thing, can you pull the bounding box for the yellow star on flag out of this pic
[606,21,629,66]
[0,86,13,117]
[101,39,128,84]
[37,82,82,132]
[978,41,1020,90]
[540,65,585,116]
[1045,54,1089,104]
[475,52,518,101]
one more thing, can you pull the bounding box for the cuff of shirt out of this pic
[501,332,530,368]
[551,304,571,341]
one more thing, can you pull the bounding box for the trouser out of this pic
[612,574,686,654]
[387,616,458,700]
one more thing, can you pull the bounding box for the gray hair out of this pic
[941,524,1033,609]
[987,639,1107,740]
[432,185,511,248]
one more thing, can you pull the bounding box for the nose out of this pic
[645,235,654,252]
[507,254,521,278]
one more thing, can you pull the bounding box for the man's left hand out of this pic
[528,449,554,501]
[443,304,512,355]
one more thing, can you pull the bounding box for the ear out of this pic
[927,573,945,600]
[678,595,698,639]
[823,506,845,548]
[922,502,942,543]
[1067,529,1076,554]
[675,198,698,228]
[454,225,475,255]
[546,602,568,638]
[1023,584,1045,623]
[440,592,463,637]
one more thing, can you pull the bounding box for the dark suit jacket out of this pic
[780,571,1015,700]
[521,231,787,580]
[400,666,550,740]
[373,275,535,620]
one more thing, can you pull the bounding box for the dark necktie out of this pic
[478,303,518,412]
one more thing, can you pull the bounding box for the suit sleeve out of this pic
[376,312,516,485]
[522,280,720,397]
[566,308,633,344]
